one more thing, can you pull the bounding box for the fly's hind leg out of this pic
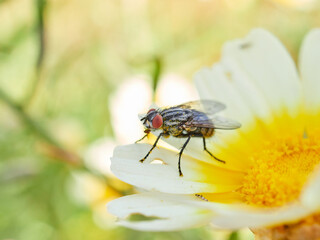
[178,135,191,177]
[203,137,225,164]
[140,132,163,163]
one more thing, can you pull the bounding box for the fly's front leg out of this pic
[203,137,225,164]
[135,129,151,143]
[178,135,191,177]
[135,134,148,143]
[140,132,163,163]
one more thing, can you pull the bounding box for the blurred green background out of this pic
[1,0,320,239]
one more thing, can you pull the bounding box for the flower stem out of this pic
[23,0,47,107]
[151,56,162,101]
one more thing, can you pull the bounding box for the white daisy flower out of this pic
[108,29,320,239]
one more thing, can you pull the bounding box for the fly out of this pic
[136,100,241,177]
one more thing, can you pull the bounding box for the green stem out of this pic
[228,231,240,240]
[0,88,59,146]
[152,57,162,101]
[23,0,47,107]
[35,0,46,69]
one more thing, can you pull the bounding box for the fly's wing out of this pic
[187,111,241,130]
[176,100,226,116]
[210,116,241,130]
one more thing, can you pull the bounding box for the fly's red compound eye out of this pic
[152,114,163,129]
[147,108,156,114]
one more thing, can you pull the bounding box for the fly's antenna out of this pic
[138,113,147,121]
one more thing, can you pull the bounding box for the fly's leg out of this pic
[195,194,208,202]
[140,132,163,163]
[203,137,225,164]
[178,135,191,177]
[135,129,151,143]
[135,134,148,143]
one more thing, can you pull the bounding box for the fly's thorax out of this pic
[161,108,193,122]
[160,108,192,130]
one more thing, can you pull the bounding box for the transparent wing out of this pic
[210,116,241,130]
[187,113,241,130]
[176,100,226,116]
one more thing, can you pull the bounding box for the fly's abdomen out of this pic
[183,126,214,137]
[200,127,214,137]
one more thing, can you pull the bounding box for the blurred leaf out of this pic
[127,213,163,222]
[0,25,30,56]
[228,231,240,240]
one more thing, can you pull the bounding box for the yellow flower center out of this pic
[238,136,320,207]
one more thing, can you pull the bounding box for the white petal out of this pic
[195,64,267,126]
[299,28,320,113]
[223,29,302,117]
[107,192,213,231]
[208,203,312,229]
[156,74,198,106]
[109,76,152,144]
[195,28,302,122]
[108,191,314,231]
[301,165,320,210]
[176,199,314,230]
[111,144,243,194]
[194,65,271,160]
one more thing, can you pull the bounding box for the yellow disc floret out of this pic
[239,135,320,207]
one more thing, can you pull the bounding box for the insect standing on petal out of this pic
[136,100,241,177]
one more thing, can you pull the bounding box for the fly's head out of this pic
[139,108,163,131]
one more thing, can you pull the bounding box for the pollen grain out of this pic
[238,137,320,207]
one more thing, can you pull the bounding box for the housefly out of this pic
[137,100,241,176]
